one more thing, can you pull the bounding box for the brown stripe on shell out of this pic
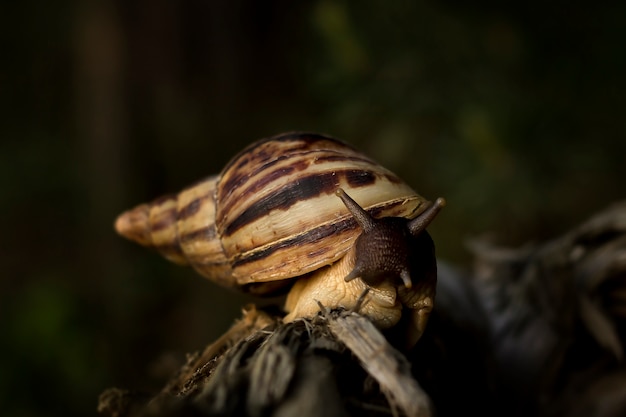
[217,158,312,221]
[148,197,182,263]
[222,169,384,237]
[177,195,207,221]
[221,132,344,177]
[239,164,296,197]
[231,197,423,271]
[241,160,310,196]
[232,217,359,269]
[345,169,376,187]
[174,175,227,277]
[218,133,364,206]
[222,171,338,237]
[179,225,217,243]
[219,154,386,221]
[219,154,292,203]
[149,207,178,232]
[147,194,178,232]
[219,133,337,194]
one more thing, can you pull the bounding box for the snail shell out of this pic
[115,132,444,340]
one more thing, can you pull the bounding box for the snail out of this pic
[114,132,445,344]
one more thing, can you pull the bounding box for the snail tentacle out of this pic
[408,197,446,236]
[335,188,376,232]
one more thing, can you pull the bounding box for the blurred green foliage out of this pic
[1,1,624,416]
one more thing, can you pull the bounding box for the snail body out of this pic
[115,132,444,342]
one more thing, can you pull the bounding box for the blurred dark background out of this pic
[1,1,624,416]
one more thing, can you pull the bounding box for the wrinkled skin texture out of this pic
[284,232,437,347]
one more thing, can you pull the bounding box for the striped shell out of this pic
[114,132,430,294]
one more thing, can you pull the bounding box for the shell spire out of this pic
[114,203,152,248]
[114,175,236,289]
[114,195,189,266]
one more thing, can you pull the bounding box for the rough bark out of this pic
[99,201,626,417]
[99,306,432,417]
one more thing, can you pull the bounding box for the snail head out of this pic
[336,188,445,289]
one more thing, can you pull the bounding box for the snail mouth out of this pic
[345,279,398,309]
[350,284,402,329]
